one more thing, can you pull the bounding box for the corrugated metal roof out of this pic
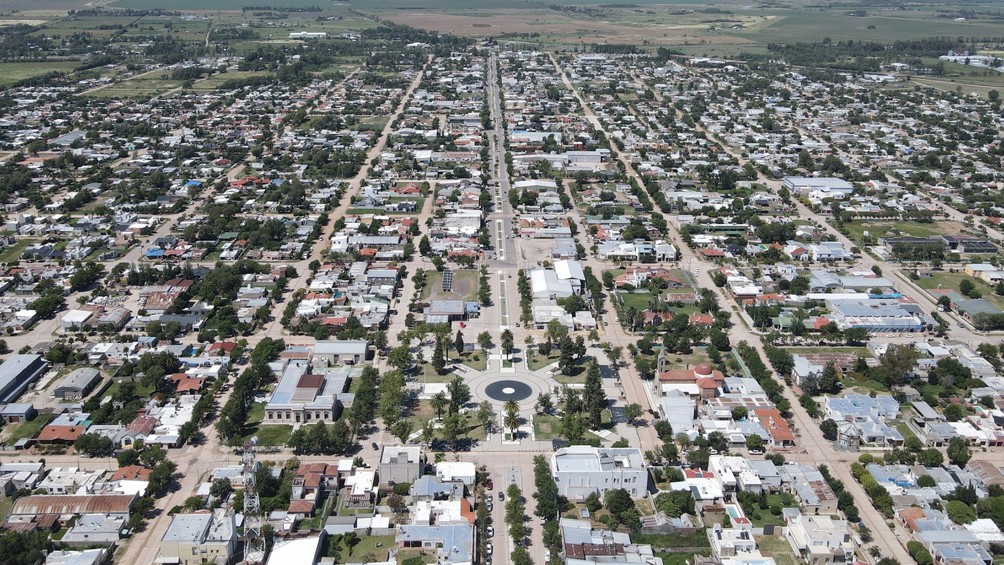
[12,494,135,516]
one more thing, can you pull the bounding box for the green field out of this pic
[0,62,79,86]
[0,239,33,263]
[86,75,185,98]
[726,8,1004,45]
[113,0,323,8]
[323,533,395,562]
[843,220,946,242]
[913,271,1004,310]
[190,70,273,91]
[4,413,53,445]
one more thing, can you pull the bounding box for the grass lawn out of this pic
[617,291,653,312]
[357,116,390,131]
[527,350,560,371]
[914,272,1004,310]
[415,363,459,384]
[898,423,920,446]
[534,414,562,440]
[238,402,291,446]
[755,534,798,565]
[405,399,437,432]
[0,239,32,262]
[247,402,265,425]
[554,369,586,385]
[0,496,12,522]
[456,352,487,371]
[327,533,395,562]
[249,424,293,447]
[397,548,437,564]
[844,220,945,242]
[5,413,52,445]
[99,379,154,401]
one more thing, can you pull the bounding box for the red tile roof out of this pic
[38,426,86,443]
[754,408,794,443]
[110,465,152,481]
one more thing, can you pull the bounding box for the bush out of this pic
[392,482,411,496]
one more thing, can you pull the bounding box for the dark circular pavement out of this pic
[484,379,534,402]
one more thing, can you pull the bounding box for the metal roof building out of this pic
[11,494,136,517]
[0,354,49,404]
[53,368,101,400]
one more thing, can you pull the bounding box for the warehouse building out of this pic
[0,354,49,404]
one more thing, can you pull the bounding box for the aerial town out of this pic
[0,2,1002,565]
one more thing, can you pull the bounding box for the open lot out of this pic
[420,269,478,303]
[914,271,1004,310]
[843,220,959,242]
[0,62,79,86]
[85,75,185,98]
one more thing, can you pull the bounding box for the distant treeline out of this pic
[744,37,979,71]
[69,9,164,16]
[242,5,321,12]
[591,43,642,54]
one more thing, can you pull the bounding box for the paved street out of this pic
[553,55,915,564]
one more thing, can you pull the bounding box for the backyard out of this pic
[419,269,478,303]
[3,413,52,446]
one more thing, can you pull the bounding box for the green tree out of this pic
[745,434,764,452]
[454,330,465,355]
[946,500,977,524]
[431,343,446,374]
[504,400,520,437]
[947,437,971,467]
[501,329,514,358]
[476,401,496,433]
[918,448,944,467]
[447,376,471,413]
[820,419,838,441]
[477,331,492,351]
[582,361,607,428]
[624,403,643,425]
[441,413,463,449]
[431,392,448,419]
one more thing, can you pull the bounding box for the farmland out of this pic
[0,62,79,86]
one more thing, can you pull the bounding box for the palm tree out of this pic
[504,400,520,438]
[501,329,514,359]
[431,391,448,419]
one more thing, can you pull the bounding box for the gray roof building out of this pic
[53,368,101,400]
[0,354,49,404]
